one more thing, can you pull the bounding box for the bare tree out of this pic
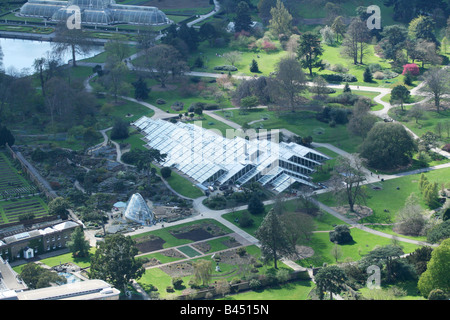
[341,18,370,64]
[223,51,242,66]
[52,22,93,67]
[331,154,368,213]
[420,67,450,113]
[269,55,306,112]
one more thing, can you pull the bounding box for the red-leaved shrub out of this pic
[402,64,420,76]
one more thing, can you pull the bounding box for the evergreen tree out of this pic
[269,0,292,36]
[67,227,91,258]
[0,125,15,147]
[132,77,150,100]
[255,208,295,269]
[247,194,265,215]
[297,32,325,76]
[363,67,373,82]
[234,1,252,33]
[250,59,260,73]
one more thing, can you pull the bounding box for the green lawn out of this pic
[295,228,420,268]
[189,40,289,77]
[216,108,364,153]
[318,166,450,226]
[221,280,314,300]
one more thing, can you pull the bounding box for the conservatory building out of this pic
[132,117,330,193]
[19,0,170,26]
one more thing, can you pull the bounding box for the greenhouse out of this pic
[123,193,156,225]
[132,117,330,193]
[19,0,170,26]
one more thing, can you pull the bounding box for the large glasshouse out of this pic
[19,0,170,25]
[133,117,330,193]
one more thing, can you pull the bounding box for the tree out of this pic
[280,211,314,255]
[396,193,426,236]
[0,125,15,147]
[347,98,378,139]
[363,67,373,82]
[331,16,346,42]
[89,234,145,293]
[408,15,438,45]
[255,208,295,269]
[420,67,450,114]
[104,35,130,62]
[101,58,130,103]
[269,0,292,37]
[141,44,188,88]
[360,245,404,283]
[418,238,450,297]
[48,197,69,217]
[329,224,353,244]
[247,194,265,215]
[52,22,93,67]
[257,0,277,25]
[223,51,242,67]
[234,1,252,33]
[132,77,150,100]
[160,167,172,179]
[67,226,91,258]
[390,85,410,111]
[193,259,213,286]
[270,56,306,111]
[250,59,260,73]
[20,263,66,289]
[297,32,325,76]
[110,119,129,140]
[330,243,343,263]
[331,154,368,212]
[198,23,217,46]
[379,25,408,63]
[360,122,418,170]
[342,18,370,64]
[315,265,347,300]
[408,104,425,124]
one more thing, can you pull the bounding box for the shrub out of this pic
[166,286,174,293]
[249,279,262,289]
[442,144,450,152]
[402,64,420,76]
[160,167,172,179]
[261,40,277,52]
[329,225,353,244]
[156,98,166,105]
[428,289,448,300]
[373,71,385,80]
[322,73,357,82]
[363,67,373,82]
[214,65,238,71]
[172,278,184,290]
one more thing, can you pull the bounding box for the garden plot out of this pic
[0,152,37,200]
[0,198,48,224]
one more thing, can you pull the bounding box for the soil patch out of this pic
[170,222,227,242]
[135,236,165,253]
[160,248,186,259]
[160,261,194,278]
[332,205,373,221]
[172,228,214,242]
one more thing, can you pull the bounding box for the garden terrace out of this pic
[0,151,38,200]
[0,197,49,225]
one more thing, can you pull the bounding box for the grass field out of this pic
[216,108,364,153]
[318,166,450,226]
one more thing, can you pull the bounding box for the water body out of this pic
[0,38,103,74]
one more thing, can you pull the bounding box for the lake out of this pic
[0,37,103,74]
